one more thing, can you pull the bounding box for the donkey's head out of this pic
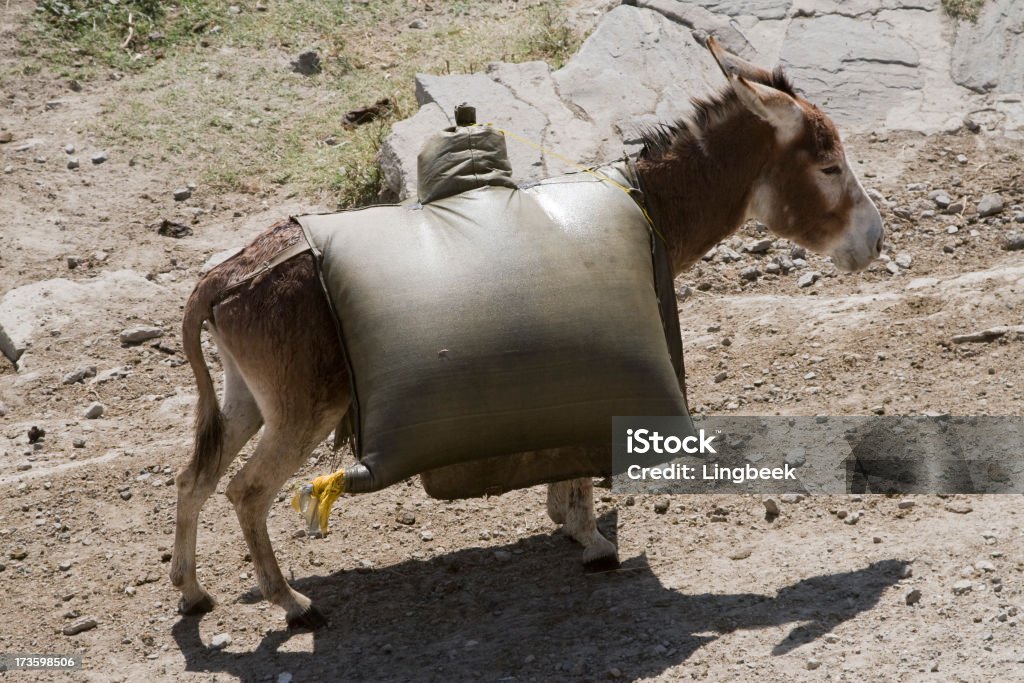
[707,37,883,271]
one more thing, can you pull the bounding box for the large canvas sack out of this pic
[296,126,689,494]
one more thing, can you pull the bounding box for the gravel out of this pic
[90,151,107,164]
[976,194,1004,217]
[797,271,820,288]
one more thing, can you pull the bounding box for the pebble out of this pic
[292,50,322,75]
[746,238,773,254]
[894,253,912,268]
[493,550,512,561]
[396,510,415,525]
[0,401,5,417]
[119,326,163,344]
[83,401,105,419]
[90,151,107,164]
[713,371,728,383]
[73,437,86,448]
[64,143,75,154]
[59,560,72,571]
[420,530,433,541]
[0,131,11,143]
[653,499,669,514]
[210,633,232,649]
[409,18,427,29]
[952,579,973,595]
[67,157,79,170]
[955,154,968,164]
[784,447,806,467]
[797,271,820,288]
[119,490,132,501]
[608,667,623,678]
[63,617,98,635]
[905,588,922,606]
[277,674,294,683]
[780,493,803,504]
[929,190,952,208]
[897,500,915,509]
[10,547,28,560]
[1003,233,1024,251]
[944,501,972,514]
[975,560,995,572]
[977,194,1004,217]
[763,497,780,516]
[885,261,901,275]
[806,658,822,670]
[739,266,760,281]
[62,365,97,384]
[173,187,192,201]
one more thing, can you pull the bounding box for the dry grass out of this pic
[24,0,586,207]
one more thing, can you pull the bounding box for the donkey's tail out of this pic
[182,281,224,482]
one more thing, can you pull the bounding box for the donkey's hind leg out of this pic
[547,477,619,571]
[225,408,342,630]
[171,350,263,615]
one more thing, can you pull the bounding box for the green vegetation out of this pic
[941,0,986,22]
[24,1,586,207]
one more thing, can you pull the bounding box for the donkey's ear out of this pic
[732,76,805,143]
[706,35,774,84]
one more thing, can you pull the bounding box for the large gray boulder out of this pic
[379,0,1024,199]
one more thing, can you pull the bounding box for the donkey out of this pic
[171,37,883,629]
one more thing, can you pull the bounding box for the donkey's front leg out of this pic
[547,478,619,570]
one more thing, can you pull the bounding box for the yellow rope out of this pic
[291,469,345,536]
[475,122,665,243]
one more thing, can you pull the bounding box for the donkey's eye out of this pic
[822,165,841,176]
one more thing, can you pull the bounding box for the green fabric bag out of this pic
[295,125,690,495]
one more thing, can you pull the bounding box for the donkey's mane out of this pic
[639,66,796,161]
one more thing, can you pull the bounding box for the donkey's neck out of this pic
[635,108,776,275]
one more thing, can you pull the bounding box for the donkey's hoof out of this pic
[287,605,328,631]
[179,593,216,616]
[583,554,621,573]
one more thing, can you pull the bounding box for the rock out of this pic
[396,510,416,525]
[63,617,98,635]
[897,500,915,510]
[952,579,973,596]
[10,547,27,560]
[977,194,1004,217]
[72,437,86,448]
[894,253,912,269]
[420,530,434,541]
[963,115,980,132]
[209,632,232,649]
[0,401,6,417]
[28,425,45,443]
[905,588,922,605]
[797,271,820,288]
[806,658,822,671]
[0,131,11,143]
[745,238,772,254]
[885,261,901,275]
[727,545,752,560]
[277,674,294,683]
[739,266,760,281]
[83,401,105,419]
[67,158,79,170]
[653,499,669,514]
[173,187,192,201]
[713,371,728,383]
[119,326,163,345]
[781,14,920,129]
[780,493,803,504]
[62,365,97,384]
[64,143,75,154]
[119,490,132,501]
[955,154,968,164]
[0,271,165,368]
[929,191,952,209]
[90,151,107,164]
[493,550,512,561]
[1004,233,1024,251]
[763,497,780,517]
[951,326,1023,344]
[975,560,995,572]
[951,0,1024,94]
[291,51,322,75]
[408,18,427,29]
[784,447,806,468]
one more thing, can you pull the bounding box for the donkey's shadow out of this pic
[172,513,908,682]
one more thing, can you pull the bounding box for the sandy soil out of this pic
[1,1,1023,681]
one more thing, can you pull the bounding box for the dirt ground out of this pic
[2,1,1023,681]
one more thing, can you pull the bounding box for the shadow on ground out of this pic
[172,513,908,682]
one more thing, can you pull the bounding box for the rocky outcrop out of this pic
[379,0,1024,200]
